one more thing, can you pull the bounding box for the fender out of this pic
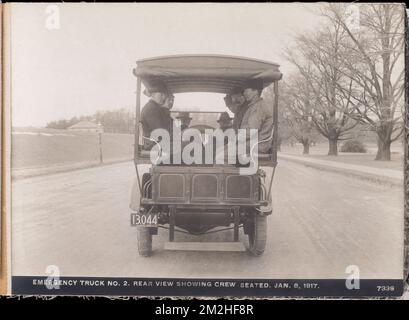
[259,165,274,204]
[130,163,152,211]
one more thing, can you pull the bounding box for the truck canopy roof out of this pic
[133,54,282,94]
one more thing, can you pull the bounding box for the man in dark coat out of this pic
[175,112,192,131]
[217,112,233,131]
[224,86,249,131]
[140,82,173,150]
[240,79,274,154]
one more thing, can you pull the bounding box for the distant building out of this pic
[67,121,103,133]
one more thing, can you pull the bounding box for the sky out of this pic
[9,3,326,127]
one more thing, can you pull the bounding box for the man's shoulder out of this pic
[245,101,258,112]
[142,100,159,116]
[258,99,273,116]
[241,102,250,112]
[256,98,267,107]
[237,103,249,115]
[248,99,265,113]
[245,99,272,121]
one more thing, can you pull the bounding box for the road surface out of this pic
[11,160,403,279]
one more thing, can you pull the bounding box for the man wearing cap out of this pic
[163,93,175,111]
[176,112,192,131]
[224,87,249,131]
[140,82,173,150]
[217,112,233,131]
[240,79,274,154]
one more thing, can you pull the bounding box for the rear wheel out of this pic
[137,226,152,257]
[137,174,153,257]
[247,214,267,256]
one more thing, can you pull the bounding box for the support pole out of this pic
[267,166,276,203]
[134,76,142,163]
[98,132,103,164]
[169,206,176,242]
[233,206,240,242]
[272,81,279,165]
[134,75,142,194]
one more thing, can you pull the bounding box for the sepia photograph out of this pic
[3,2,407,297]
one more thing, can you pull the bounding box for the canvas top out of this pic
[133,54,282,94]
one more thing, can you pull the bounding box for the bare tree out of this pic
[323,3,405,160]
[281,79,319,155]
[277,111,294,152]
[264,86,293,151]
[285,19,359,156]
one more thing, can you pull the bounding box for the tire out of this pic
[247,214,267,256]
[137,226,153,257]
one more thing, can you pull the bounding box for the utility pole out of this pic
[98,123,103,164]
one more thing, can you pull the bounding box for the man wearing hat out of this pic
[224,86,249,131]
[240,78,274,154]
[217,112,233,131]
[162,93,175,111]
[175,112,192,131]
[140,81,173,150]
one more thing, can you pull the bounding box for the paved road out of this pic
[11,160,403,279]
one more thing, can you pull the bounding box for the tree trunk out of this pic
[328,138,338,156]
[375,136,391,161]
[302,141,310,155]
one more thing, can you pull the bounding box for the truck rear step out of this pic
[164,241,246,252]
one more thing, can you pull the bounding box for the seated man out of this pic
[224,86,249,131]
[163,93,175,112]
[175,112,192,131]
[140,82,173,150]
[217,112,233,132]
[132,86,174,214]
[213,112,236,164]
[240,79,274,154]
[176,112,197,161]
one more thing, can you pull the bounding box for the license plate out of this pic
[131,212,158,227]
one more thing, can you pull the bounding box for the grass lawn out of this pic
[11,129,405,172]
[280,142,404,171]
[12,128,134,169]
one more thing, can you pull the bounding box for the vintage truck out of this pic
[130,55,282,256]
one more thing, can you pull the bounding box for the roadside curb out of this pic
[278,153,403,187]
[12,158,133,180]
[12,153,403,187]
